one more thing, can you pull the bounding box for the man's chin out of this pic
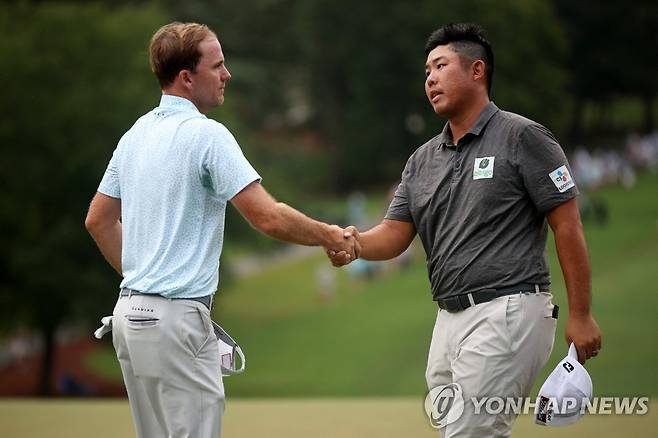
[432,105,448,117]
[432,100,457,118]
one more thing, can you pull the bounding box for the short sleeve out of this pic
[517,123,579,213]
[98,149,121,199]
[385,157,413,222]
[201,123,261,201]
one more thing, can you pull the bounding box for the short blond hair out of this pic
[149,22,216,88]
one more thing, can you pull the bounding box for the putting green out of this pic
[1,398,655,437]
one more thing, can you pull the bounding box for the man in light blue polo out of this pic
[85,22,357,438]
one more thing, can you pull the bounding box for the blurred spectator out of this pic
[347,191,368,229]
[571,147,635,190]
[2,329,42,370]
[570,131,658,191]
[627,132,658,170]
[347,258,379,280]
[315,265,337,302]
[568,131,658,226]
[579,194,609,226]
[59,372,94,397]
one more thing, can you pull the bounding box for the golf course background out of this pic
[2,1,657,436]
[4,171,657,436]
[1,398,656,438]
[86,171,658,398]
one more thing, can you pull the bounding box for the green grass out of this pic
[545,172,658,396]
[1,398,656,438]
[86,172,658,397]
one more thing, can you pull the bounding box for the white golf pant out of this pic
[426,292,557,438]
[112,293,225,438]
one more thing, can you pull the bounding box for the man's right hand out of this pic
[327,225,360,267]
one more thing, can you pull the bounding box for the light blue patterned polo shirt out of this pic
[98,95,261,298]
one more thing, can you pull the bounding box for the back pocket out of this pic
[125,316,161,377]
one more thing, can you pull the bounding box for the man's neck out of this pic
[448,96,490,144]
[162,89,204,113]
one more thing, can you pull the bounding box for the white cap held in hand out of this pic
[535,343,593,426]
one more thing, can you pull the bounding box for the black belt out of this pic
[437,283,548,313]
[119,288,212,310]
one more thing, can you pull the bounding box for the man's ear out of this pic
[178,69,193,87]
[472,59,486,82]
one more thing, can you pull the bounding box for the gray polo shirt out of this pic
[386,102,578,300]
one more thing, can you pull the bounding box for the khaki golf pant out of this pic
[112,293,224,438]
[426,292,557,438]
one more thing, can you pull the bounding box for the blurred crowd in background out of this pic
[572,132,658,191]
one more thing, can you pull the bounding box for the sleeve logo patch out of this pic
[549,165,575,192]
[473,156,495,180]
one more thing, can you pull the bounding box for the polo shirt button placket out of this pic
[453,146,462,182]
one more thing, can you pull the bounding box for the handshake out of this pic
[324,225,361,267]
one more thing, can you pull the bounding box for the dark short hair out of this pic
[424,23,494,94]
[149,22,217,88]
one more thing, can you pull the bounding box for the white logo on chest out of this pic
[473,156,495,180]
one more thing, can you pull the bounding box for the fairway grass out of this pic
[0,398,655,438]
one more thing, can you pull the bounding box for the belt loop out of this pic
[534,284,540,294]
[467,293,475,307]
[128,288,133,299]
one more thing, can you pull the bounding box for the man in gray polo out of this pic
[85,22,357,438]
[328,23,601,437]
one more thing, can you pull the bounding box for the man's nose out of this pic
[426,72,436,87]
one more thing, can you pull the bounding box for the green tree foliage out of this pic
[296,0,568,187]
[0,2,167,394]
[164,0,567,189]
[555,0,658,138]
[161,0,304,133]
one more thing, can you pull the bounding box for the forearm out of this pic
[232,182,351,252]
[263,202,337,247]
[88,222,123,275]
[547,198,601,362]
[360,221,414,260]
[553,220,591,316]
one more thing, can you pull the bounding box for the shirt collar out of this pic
[438,123,452,148]
[468,101,499,136]
[158,94,201,113]
[438,101,500,148]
